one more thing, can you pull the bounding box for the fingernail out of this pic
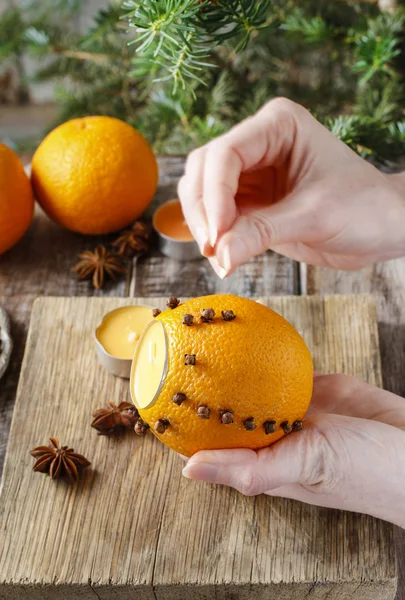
[182,463,219,482]
[218,238,245,272]
[209,257,228,280]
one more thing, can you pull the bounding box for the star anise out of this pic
[91,401,139,435]
[30,438,90,483]
[73,246,126,289]
[112,221,151,259]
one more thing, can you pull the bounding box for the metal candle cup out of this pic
[94,305,154,378]
[153,199,202,261]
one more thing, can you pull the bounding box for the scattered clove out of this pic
[292,420,303,432]
[263,421,277,435]
[154,419,170,434]
[173,392,187,405]
[182,314,194,326]
[184,354,196,365]
[167,297,180,309]
[197,405,210,419]
[134,419,150,436]
[281,421,292,434]
[220,410,234,425]
[244,417,257,431]
[201,308,215,323]
[152,308,162,318]
[221,310,236,321]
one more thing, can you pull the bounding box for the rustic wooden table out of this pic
[0,156,404,598]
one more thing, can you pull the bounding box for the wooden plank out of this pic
[306,260,405,396]
[0,295,396,599]
[132,251,298,298]
[306,259,405,600]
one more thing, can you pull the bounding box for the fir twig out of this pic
[1,1,404,163]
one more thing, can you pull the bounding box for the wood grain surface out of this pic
[0,295,396,599]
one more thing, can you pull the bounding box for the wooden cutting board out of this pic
[0,295,397,600]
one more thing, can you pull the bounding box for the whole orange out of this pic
[131,295,313,457]
[0,143,34,255]
[31,116,158,235]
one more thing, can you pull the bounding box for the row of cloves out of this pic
[151,414,302,436]
[152,297,236,325]
[181,307,236,325]
[152,391,303,435]
[90,401,303,437]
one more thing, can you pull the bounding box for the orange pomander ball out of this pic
[131,294,313,457]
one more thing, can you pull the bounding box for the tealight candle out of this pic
[131,319,168,409]
[95,305,154,378]
[153,199,201,260]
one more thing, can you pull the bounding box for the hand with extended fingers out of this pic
[178,97,405,276]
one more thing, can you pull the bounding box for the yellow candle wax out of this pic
[153,199,194,242]
[96,306,154,360]
[131,319,167,409]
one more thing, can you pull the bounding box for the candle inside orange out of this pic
[153,199,194,242]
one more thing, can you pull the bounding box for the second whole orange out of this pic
[0,143,34,255]
[31,117,158,235]
[130,295,313,457]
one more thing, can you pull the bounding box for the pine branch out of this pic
[355,79,404,122]
[2,0,404,163]
[123,0,273,91]
[281,14,335,43]
[349,10,405,83]
[326,114,405,162]
[207,70,240,116]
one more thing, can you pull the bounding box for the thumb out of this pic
[182,424,323,496]
[215,192,315,273]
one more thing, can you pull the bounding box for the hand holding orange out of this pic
[131,295,313,457]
